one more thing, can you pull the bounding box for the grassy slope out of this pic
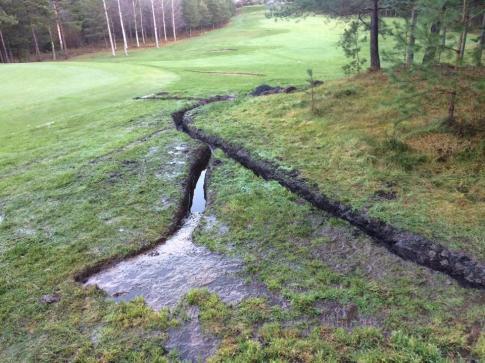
[193,71,485,259]
[0,5,483,361]
[192,151,485,361]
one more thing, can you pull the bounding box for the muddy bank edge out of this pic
[173,99,485,289]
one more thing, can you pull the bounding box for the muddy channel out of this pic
[85,162,264,360]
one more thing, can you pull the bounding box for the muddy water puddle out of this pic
[85,166,264,360]
[85,168,260,308]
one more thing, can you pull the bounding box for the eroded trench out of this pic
[80,92,484,360]
[84,160,261,308]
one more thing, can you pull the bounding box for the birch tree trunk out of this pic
[32,26,41,57]
[406,6,418,66]
[160,0,168,42]
[132,0,140,47]
[48,27,57,60]
[0,29,9,63]
[103,0,116,56]
[171,0,177,41]
[117,0,129,55]
[52,0,66,52]
[150,0,160,47]
[139,0,146,44]
[369,0,381,71]
[457,0,469,64]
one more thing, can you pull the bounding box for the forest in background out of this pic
[0,0,237,61]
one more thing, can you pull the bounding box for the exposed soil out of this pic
[172,97,485,289]
[167,306,219,362]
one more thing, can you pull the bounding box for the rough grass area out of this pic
[192,70,485,260]
[0,99,204,361]
[192,152,485,361]
[1,5,484,361]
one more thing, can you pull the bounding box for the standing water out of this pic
[84,167,259,310]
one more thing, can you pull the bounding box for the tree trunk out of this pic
[369,0,380,71]
[32,26,41,57]
[438,26,446,63]
[103,0,116,56]
[171,0,177,41]
[52,0,67,54]
[48,27,57,60]
[160,0,168,42]
[0,29,9,63]
[110,16,117,50]
[406,5,418,66]
[457,0,470,64]
[477,13,485,66]
[132,0,140,47]
[422,5,446,64]
[117,0,129,55]
[139,0,146,44]
[150,0,160,47]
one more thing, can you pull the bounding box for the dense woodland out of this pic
[0,0,236,61]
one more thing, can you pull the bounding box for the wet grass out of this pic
[1,5,484,361]
[0,100,201,361]
[192,70,485,259]
[192,151,485,361]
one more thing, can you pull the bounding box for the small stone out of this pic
[40,294,60,304]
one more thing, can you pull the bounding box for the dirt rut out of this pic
[172,97,485,289]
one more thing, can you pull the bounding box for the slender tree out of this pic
[369,0,380,70]
[456,0,470,64]
[0,28,9,62]
[31,25,40,57]
[150,0,159,47]
[132,0,140,47]
[138,0,146,44]
[52,0,66,52]
[171,0,176,40]
[48,26,56,60]
[160,0,167,41]
[102,0,116,56]
[116,0,128,55]
[406,4,418,66]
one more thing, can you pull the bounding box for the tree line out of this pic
[0,0,236,62]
